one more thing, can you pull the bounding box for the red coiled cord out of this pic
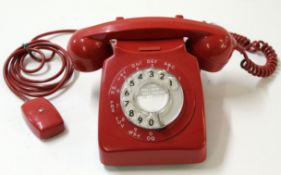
[3,30,76,101]
[231,33,278,77]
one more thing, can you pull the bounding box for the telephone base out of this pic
[99,146,206,166]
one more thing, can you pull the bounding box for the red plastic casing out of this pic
[21,98,65,139]
[67,16,236,165]
[98,39,206,165]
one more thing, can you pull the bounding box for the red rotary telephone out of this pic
[3,16,278,165]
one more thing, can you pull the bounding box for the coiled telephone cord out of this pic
[231,33,278,77]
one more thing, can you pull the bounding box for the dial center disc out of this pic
[135,83,169,113]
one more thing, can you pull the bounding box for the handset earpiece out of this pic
[68,33,112,72]
[187,33,235,72]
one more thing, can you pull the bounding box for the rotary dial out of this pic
[120,68,184,129]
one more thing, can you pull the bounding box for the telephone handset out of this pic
[3,16,278,165]
[68,16,235,72]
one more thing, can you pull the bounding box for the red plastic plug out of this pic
[21,98,65,139]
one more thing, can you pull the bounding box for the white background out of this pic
[1,0,281,174]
